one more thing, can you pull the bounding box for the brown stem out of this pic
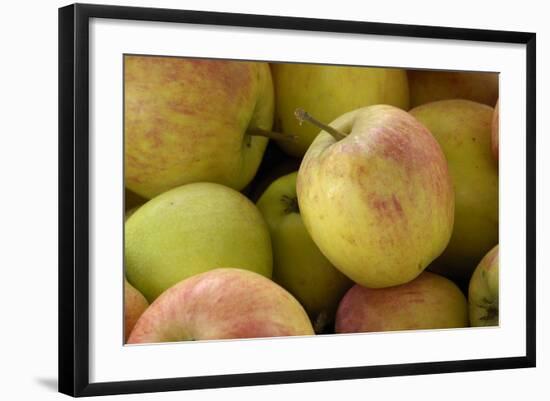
[247,127,297,142]
[294,108,347,141]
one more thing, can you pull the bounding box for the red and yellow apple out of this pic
[125,56,274,199]
[297,105,454,288]
[127,268,314,343]
[335,271,468,333]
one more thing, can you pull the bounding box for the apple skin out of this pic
[124,280,149,342]
[271,64,409,157]
[492,100,499,161]
[297,105,454,288]
[125,182,273,302]
[410,100,498,281]
[408,70,499,108]
[335,271,468,333]
[468,245,499,327]
[125,56,274,199]
[256,172,352,331]
[127,268,314,343]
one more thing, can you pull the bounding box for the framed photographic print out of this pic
[58,3,536,397]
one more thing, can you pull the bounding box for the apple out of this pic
[125,56,275,199]
[271,63,409,157]
[408,70,499,108]
[468,245,499,327]
[256,172,352,332]
[335,271,468,333]
[410,100,498,281]
[125,182,273,302]
[127,268,314,343]
[296,105,454,288]
[492,100,499,161]
[124,279,149,342]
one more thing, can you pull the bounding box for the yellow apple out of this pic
[408,70,499,108]
[271,64,409,157]
[468,245,499,326]
[125,56,274,199]
[256,172,352,332]
[127,268,314,343]
[125,182,273,302]
[297,105,454,288]
[335,271,468,333]
[410,100,498,281]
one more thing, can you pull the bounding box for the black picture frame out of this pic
[58,3,536,397]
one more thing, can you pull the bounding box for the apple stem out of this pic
[294,108,347,141]
[247,127,298,142]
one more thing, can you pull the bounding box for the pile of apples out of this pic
[123,56,500,344]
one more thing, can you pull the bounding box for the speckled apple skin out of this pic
[297,105,454,288]
[125,56,274,199]
[468,245,499,327]
[335,272,468,333]
[127,268,314,343]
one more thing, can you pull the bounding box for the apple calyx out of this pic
[294,108,347,141]
[478,296,498,324]
[281,194,300,214]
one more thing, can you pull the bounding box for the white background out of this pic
[89,17,527,383]
[0,0,547,399]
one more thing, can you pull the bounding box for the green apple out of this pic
[125,182,273,302]
[127,268,314,343]
[271,63,409,157]
[124,279,149,342]
[468,245,499,326]
[410,100,498,281]
[256,172,352,332]
[125,56,274,199]
[408,70,499,108]
[297,105,454,288]
[335,271,468,333]
[492,100,499,161]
